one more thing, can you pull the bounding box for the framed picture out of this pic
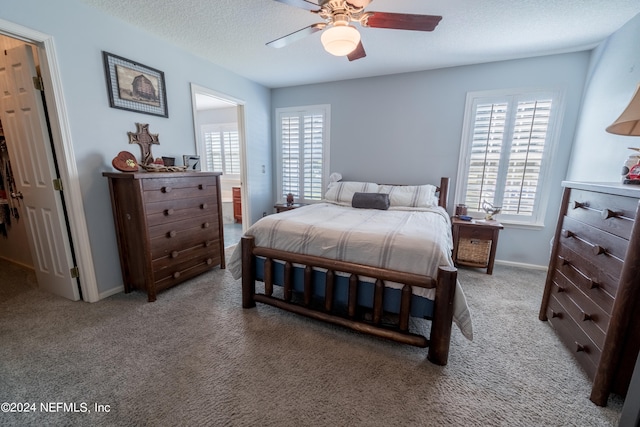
[102,51,168,117]
[183,155,201,171]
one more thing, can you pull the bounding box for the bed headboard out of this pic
[437,177,449,211]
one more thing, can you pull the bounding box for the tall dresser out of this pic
[539,181,640,406]
[103,171,225,302]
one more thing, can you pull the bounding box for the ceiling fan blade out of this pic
[364,12,442,32]
[347,41,366,61]
[267,23,326,48]
[272,0,320,11]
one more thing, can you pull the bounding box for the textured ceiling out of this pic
[77,0,640,88]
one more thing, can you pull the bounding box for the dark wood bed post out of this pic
[439,177,450,210]
[241,235,256,308]
[427,265,457,366]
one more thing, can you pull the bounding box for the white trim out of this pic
[0,19,100,303]
[494,259,549,271]
[99,285,125,300]
[190,83,249,232]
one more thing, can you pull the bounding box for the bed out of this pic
[228,177,472,365]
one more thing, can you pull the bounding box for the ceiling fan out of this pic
[267,0,442,61]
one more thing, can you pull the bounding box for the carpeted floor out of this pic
[0,254,623,426]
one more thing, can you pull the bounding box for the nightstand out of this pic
[451,217,503,275]
[274,203,307,213]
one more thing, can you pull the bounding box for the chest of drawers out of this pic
[539,181,640,406]
[103,171,225,302]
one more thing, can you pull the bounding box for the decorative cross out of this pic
[127,123,159,165]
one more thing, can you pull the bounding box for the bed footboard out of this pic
[241,235,457,365]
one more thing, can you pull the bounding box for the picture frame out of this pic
[102,51,168,118]
[183,155,201,171]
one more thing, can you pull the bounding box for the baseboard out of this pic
[97,285,124,301]
[494,259,548,271]
[0,256,34,271]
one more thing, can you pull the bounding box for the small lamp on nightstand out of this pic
[606,84,640,184]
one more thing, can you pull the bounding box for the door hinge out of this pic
[32,76,44,91]
[53,178,63,191]
[70,266,80,279]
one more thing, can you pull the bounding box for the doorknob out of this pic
[11,191,23,200]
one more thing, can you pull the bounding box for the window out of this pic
[202,124,240,176]
[455,89,564,226]
[276,105,330,204]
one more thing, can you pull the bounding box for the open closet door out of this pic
[0,45,79,300]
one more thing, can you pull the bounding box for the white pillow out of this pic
[324,181,379,205]
[378,184,437,208]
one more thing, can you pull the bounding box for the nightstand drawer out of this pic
[457,226,494,240]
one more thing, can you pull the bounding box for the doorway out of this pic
[0,21,99,302]
[190,84,248,248]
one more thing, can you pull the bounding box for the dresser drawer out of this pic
[566,189,637,239]
[143,178,218,204]
[148,214,220,240]
[152,242,221,272]
[150,227,220,260]
[145,197,219,227]
[547,296,600,380]
[559,216,627,282]
[555,244,619,305]
[153,256,220,292]
[548,274,610,350]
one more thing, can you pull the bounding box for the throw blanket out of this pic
[229,203,473,340]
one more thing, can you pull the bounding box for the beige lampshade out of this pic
[321,25,360,56]
[606,84,640,136]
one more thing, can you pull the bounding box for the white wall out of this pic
[272,52,591,267]
[0,0,272,296]
[567,13,640,182]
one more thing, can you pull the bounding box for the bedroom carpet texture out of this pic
[0,254,624,427]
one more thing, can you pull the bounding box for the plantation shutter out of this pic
[202,126,240,175]
[459,91,559,225]
[278,106,329,203]
[502,99,552,216]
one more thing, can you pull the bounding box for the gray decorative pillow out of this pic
[352,192,390,210]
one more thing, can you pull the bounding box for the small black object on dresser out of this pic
[539,181,640,406]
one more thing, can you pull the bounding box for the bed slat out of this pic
[399,284,412,331]
[373,279,384,324]
[325,270,335,311]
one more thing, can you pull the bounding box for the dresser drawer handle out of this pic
[561,229,575,238]
[206,258,213,265]
[556,286,566,293]
[592,244,606,256]
[581,311,592,322]
[198,184,205,190]
[575,342,586,353]
[173,271,181,279]
[204,240,212,247]
[201,203,208,209]
[170,251,179,259]
[161,186,172,193]
[164,208,174,216]
[202,222,210,229]
[601,208,618,220]
[573,201,588,209]
[550,310,562,319]
[559,256,570,266]
[167,230,177,238]
[589,279,600,289]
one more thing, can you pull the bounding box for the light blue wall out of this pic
[272,52,591,267]
[0,0,272,295]
[567,12,640,182]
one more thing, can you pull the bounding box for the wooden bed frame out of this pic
[240,177,457,365]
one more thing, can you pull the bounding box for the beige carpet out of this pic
[0,254,623,426]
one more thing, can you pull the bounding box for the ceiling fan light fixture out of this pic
[320,25,361,56]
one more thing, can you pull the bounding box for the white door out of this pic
[0,45,79,300]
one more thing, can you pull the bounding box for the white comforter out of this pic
[229,203,472,340]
